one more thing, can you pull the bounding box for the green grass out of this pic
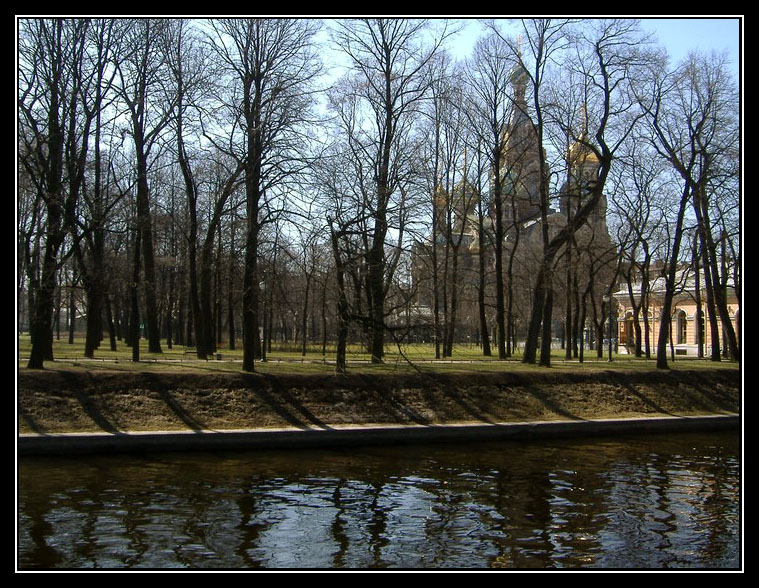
[17,334,739,375]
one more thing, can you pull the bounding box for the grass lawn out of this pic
[16,333,739,376]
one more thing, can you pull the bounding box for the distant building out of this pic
[411,59,615,350]
[613,269,739,357]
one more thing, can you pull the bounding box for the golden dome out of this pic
[567,132,600,166]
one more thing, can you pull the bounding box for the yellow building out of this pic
[613,270,739,357]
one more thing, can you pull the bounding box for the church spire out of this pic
[579,104,588,136]
[567,104,599,169]
[510,36,529,105]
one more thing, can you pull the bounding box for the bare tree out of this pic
[638,49,739,367]
[205,18,322,372]
[609,137,670,358]
[313,142,364,372]
[165,19,246,359]
[113,18,180,354]
[57,19,123,359]
[419,51,452,359]
[496,19,647,366]
[468,139,494,356]
[282,221,325,357]
[327,218,353,374]
[465,30,515,359]
[422,61,475,357]
[687,53,739,361]
[19,19,88,368]
[329,18,450,363]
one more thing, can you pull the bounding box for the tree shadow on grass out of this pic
[18,405,45,434]
[254,384,333,430]
[437,385,496,424]
[682,378,740,414]
[527,385,584,421]
[355,374,431,426]
[154,389,209,432]
[141,373,208,432]
[612,376,676,416]
[58,371,120,433]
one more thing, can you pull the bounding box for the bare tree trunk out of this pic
[132,127,162,354]
[692,237,704,358]
[329,223,350,374]
[477,214,492,356]
[539,284,554,366]
[105,293,117,351]
[67,277,76,345]
[493,180,507,360]
[22,20,66,369]
[130,229,142,363]
[228,220,236,350]
[655,184,691,369]
[301,274,311,357]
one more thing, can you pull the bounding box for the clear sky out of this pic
[446,17,741,76]
[640,17,740,68]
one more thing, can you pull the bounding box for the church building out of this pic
[411,57,616,352]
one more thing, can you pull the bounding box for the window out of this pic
[676,310,687,344]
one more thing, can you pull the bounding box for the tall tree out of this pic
[421,51,452,360]
[114,18,178,354]
[60,19,122,359]
[330,18,449,363]
[688,54,739,362]
[639,50,740,367]
[500,19,647,366]
[316,144,368,373]
[610,138,668,358]
[421,59,474,357]
[206,18,322,371]
[489,19,574,366]
[166,19,245,359]
[468,139,494,356]
[19,19,86,368]
[464,31,513,359]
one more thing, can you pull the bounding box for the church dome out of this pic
[567,131,600,166]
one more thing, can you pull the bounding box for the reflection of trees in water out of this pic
[327,479,392,568]
[330,480,349,567]
[17,434,740,569]
[18,486,64,568]
[595,443,740,568]
[700,453,740,566]
[236,476,266,568]
[486,443,612,568]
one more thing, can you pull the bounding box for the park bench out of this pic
[182,347,223,360]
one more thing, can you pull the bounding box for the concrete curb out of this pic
[17,414,740,456]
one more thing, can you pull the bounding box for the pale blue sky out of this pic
[641,17,740,67]
[446,17,741,75]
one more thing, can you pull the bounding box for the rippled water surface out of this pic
[17,432,741,569]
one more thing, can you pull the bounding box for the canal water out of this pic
[17,431,741,570]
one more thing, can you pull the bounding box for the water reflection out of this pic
[17,432,740,569]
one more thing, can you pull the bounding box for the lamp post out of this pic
[603,294,612,362]
[260,280,267,362]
